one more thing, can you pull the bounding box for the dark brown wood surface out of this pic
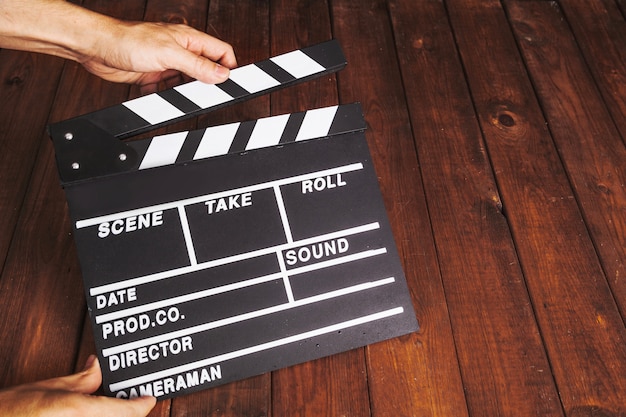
[1,1,624,416]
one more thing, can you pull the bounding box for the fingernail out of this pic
[214,64,230,79]
[83,354,97,371]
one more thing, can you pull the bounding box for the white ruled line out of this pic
[102,277,396,357]
[94,247,386,323]
[89,222,380,296]
[108,306,404,392]
[76,163,363,229]
[273,186,293,244]
[287,248,387,277]
[95,272,283,324]
[177,206,197,266]
[275,250,295,304]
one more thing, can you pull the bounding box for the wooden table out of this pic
[1,1,625,415]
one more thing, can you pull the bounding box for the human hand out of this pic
[0,355,156,417]
[0,0,237,93]
[80,20,237,94]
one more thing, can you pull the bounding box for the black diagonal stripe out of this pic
[228,120,257,153]
[86,105,150,138]
[328,103,366,135]
[126,138,152,165]
[157,89,201,115]
[175,129,205,163]
[302,40,347,72]
[279,112,307,144]
[256,59,297,84]
[216,79,250,99]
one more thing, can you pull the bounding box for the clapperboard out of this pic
[49,40,418,400]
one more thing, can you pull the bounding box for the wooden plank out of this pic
[0,0,141,389]
[0,46,65,386]
[447,0,626,414]
[330,1,469,416]
[268,2,371,416]
[387,1,564,415]
[0,51,63,275]
[0,144,85,386]
[558,0,626,145]
[505,0,626,336]
[0,2,83,273]
[269,0,338,113]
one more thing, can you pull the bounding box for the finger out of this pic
[30,356,156,417]
[166,28,237,83]
[33,355,102,394]
[93,395,157,417]
[127,396,158,417]
[169,48,232,84]
[60,394,156,417]
[180,29,237,69]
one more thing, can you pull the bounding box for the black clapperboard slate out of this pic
[49,40,418,400]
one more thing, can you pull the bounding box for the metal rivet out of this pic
[119,153,127,161]
[64,132,74,140]
[71,162,80,170]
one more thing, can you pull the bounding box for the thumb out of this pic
[125,395,158,417]
[34,355,103,394]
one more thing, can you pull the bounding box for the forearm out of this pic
[1,0,236,90]
[0,0,114,61]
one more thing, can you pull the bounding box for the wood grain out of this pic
[388,0,563,415]
[331,1,469,416]
[0,52,64,277]
[0,0,140,386]
[447,0,626,415]
[505,0,626,344]
[558,0,626,145]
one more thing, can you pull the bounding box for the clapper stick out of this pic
[49,40,346,184]
[128,104,366,171]
[49,40,418,400]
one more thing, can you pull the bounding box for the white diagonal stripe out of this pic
[193,122,240,160]
[295,105,338,141]
[229,64,280,93]
[139,131,188,170]
[271,50,326,78]
[174,81,234,109]
[246,114,290,150]
[123,94,185,125]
